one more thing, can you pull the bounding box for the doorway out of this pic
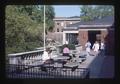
[88,30,101,48]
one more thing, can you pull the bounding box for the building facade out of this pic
[47,17,81,44]
[63,16,114,56]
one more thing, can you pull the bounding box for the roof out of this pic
[53,16,80,21]
[54,17,67,19]
[69,16,80,18]
[65,16,114,30]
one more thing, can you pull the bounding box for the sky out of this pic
[53,5,80,17]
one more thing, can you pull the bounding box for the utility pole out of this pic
[44,5,46,51]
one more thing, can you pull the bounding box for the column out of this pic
[63,32,66,44]
[68,33,69,43]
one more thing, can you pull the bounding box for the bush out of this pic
[68,44,76,50]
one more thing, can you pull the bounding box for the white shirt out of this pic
[42,51,50,61]
[85,42,91,52]
[85,42,91,48]
[100,42,105,50]
[92,43,99,52]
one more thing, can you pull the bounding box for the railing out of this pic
[6,64,90,79]
[6,47,90,79]
[7,50,44,65]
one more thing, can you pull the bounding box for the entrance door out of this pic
[88,31,101,48]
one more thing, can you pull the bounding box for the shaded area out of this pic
[99,56,114,78]
[88,30,101,47]
[87,27,114,78]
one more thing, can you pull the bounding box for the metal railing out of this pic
[6,64,90,79]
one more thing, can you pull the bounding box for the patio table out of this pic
[52,56,70,60]
[63,62,79,71]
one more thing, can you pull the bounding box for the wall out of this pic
[101,30,108,42]
[47,32,63,44]
[78,29,108,51]
[104,29,114,56]
[53,20,80,32]
[51,19,80,44]
[78,30,88,50]
[78,28,114,56]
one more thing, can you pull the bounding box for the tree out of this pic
[5,5,55,54]
[15,5,43,23]
[5,5,40,54]
[80,5,114,21]
[40,5,55,32]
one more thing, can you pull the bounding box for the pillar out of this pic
[63,32,66,44]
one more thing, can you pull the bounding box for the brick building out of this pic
[63,16,114,56]
[47,16,81,44]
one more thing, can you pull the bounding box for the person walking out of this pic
[85,40,91,56]
[100,40,105,56]
[92,41,100,55]
[85,40,91,53]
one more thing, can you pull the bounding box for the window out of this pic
[57,28,59,32]
[57,23,60,25]
[61,29,63,32]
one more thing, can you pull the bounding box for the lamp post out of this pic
[44,5,46,51]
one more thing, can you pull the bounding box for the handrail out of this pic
[8,50,44,57]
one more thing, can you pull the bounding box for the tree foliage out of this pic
[80,5,114,21]
[40,5,55,32]
[5,5,55,54]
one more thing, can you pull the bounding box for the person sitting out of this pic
[42,48,51,64]
[48,49,54,63]
[63,44,70,57]
[62,44,72,63]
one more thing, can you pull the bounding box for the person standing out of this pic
[85,40,91,57]
[85,40,91,53]
[100,40,105,56]
[92,41,100,54]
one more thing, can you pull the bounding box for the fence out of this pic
[6,64,90,79]
[7,50,44,65]
[6,48,90,79]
